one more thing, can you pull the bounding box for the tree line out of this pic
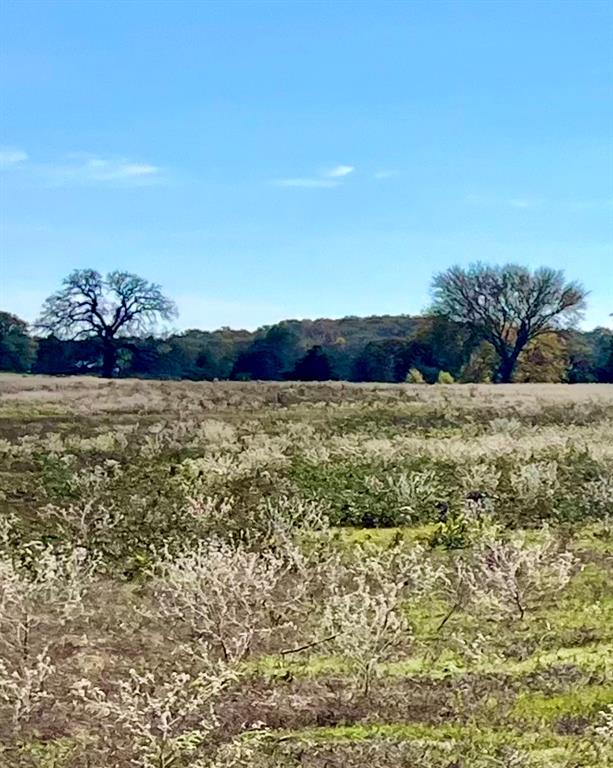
[1,264,612,383]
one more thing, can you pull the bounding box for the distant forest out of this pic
[2,310,613,384]
[2,263,612,384]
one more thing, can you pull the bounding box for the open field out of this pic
[0,375,612,767]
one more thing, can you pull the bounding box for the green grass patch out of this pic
[271,721,574,751]
[248,639,613,683]
[512,684,613,724]
[331,524,436,547]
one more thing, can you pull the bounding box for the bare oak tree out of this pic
[431,264,587,382]
[36,269,177,377]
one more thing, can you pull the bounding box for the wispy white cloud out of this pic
[273,163,355,189]
[465,193,541,209]
[509,198,540,209]
[0,147,28,167]
[273,177,340,188]
[76,157,159,182]
[467,193,611,211]
[373,170,398,180]
[0,148,161,186]
[324,164,354,178]
[47,154,160,186]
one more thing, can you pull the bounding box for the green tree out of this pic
[231,324,300,380]
[36,270,177,378]
[566,327,613,383]
[437,370,454,384]
[412,315,476,378]
[353,339,413,382]
[431,263,586,382]
[459,341,497,382]
[0,312,37,372]
[405,367,425,383]
[598,336,613,383]
[515,333,569,383]
[291,345,332,380]
[33,336,101,375]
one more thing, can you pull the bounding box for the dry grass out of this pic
[1,373,612,416]
[0,375,612,767]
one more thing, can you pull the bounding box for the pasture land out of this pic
[0,375,612,767]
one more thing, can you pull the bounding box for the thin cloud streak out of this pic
[273,163,355,189]
[509,198,539,209]
[373,170,398,179]
[272,177,339,188]
[466,193,611,211]
[45,155,161,186]
[0,149,161,186]
[0,147,29,167]
[79,157,159,182]
[324,164,354,178]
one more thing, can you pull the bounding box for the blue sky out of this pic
[1,0,612,331]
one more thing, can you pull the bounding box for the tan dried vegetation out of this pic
[0,375,612,767]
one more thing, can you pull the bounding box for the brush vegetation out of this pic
[0,375,612,766]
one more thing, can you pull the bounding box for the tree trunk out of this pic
[496,352,520,383]
[101,340,117,378]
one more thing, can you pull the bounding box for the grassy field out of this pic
[0,375,612,767]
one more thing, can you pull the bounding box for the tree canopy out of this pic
[0,312,37,372]
[292,345,332,381]
[3,262,604,384]
[6,311,610,384]
[36,269,177,377]
[431,263,587,382]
